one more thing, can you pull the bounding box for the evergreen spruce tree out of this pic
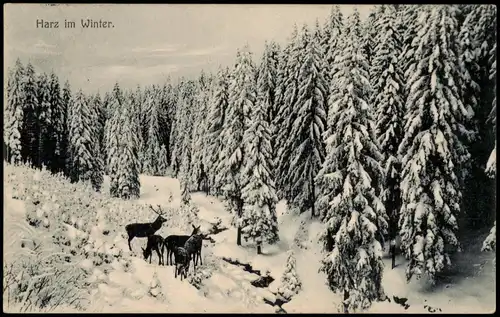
[36,73,53,169]
[284,24,327,218]
[88,92,104,191]
[371,4,405,269]
[107,91,141,199]
[48,72,66,174]
[205,67,230,196]
[457,5,496,230]
[4,59,25,164]
[398,6,471,282]
[158,81,174,163]
[361,8,378,66]
[158,144,169,176]
[321,6,344,88]
[483,34,496,255]
[256,42,279,171]
[144,90,162,175]
[61,81,72,176]
[399,5,422,103]
[68,89,99,189]
[216,47,257,246]
[274,25,302,200]
[171,80,196,180]
[116,96,141,199]
[277,250,302,301]
[318,9,387,313]
[20,63,39,166]
[190,72,211,192]
[239,47,280,253]
[106,83,123,196]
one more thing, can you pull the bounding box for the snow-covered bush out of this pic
[3,163,133,312]
[277,250,302,301]
[148,271,166,302]
[293,219,310,249]
[4,196,88,312]
[188,268,213,290]
[482,222,496,252]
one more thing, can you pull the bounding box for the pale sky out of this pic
[4,4,372,94]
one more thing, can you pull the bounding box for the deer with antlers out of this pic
[125,205,167,252]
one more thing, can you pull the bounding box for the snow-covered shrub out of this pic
[188,268,213,289]
[482,222,496,253]
[293,219,309,249]
[148,272,166,302]
[277,250,302,301]
[4,213,88,312]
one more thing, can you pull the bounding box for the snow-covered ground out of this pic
[3,164,496,313]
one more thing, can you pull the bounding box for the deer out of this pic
[183,231,208,271]
[173,246,190,281]
[125,205,167,252]
[163,224,201,266]
[142,234,165,265]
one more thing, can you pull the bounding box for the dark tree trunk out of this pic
[310,172,315,219]
[343,290,349,314]
[237,228,242,246]
[257,243,262,255]
[391,242,396,270]
[236,197,243,246]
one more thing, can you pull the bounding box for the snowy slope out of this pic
[4,165,496,313]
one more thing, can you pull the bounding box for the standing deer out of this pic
[142,234,165,265]
[173,246,190,280]
[163,224,200,265]
[183,231,207,271]
[125,205,167,252]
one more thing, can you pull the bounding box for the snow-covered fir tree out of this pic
[190,72,212,193]
[36,72,53,168]
[5,59,25,164]
[92,92,105,154]
[398,6,471,283]
[182,200,199,232]
[170,80,196,178]
[361,8,378,67]
[143,89,162,176]
[318,9,387,313]
[88,93,104,192]
[482,222,496,252]
[204,67,230,196]
[158,81,174,164]
[106,92,141,199]
[277,250,302,301]
[274,25,302,200]
[157,144,169,176]
[283,24,327,218]
[257,41,280,130]
[371,4,405,269]
[180,178,191,205]
[321,5,344,88]
[61,81,72,176]
[398,5,423,102]
[239,47,280,253]
[68,89,100,189]
[48,72,66,174]
[116,100,141,199]
[483,36,496,254]
[216,46,257,246]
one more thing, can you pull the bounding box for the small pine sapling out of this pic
[277,250,302,301]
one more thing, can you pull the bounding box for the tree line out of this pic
[4,4,496,312]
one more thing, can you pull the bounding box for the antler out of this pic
[149,204,165,216]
